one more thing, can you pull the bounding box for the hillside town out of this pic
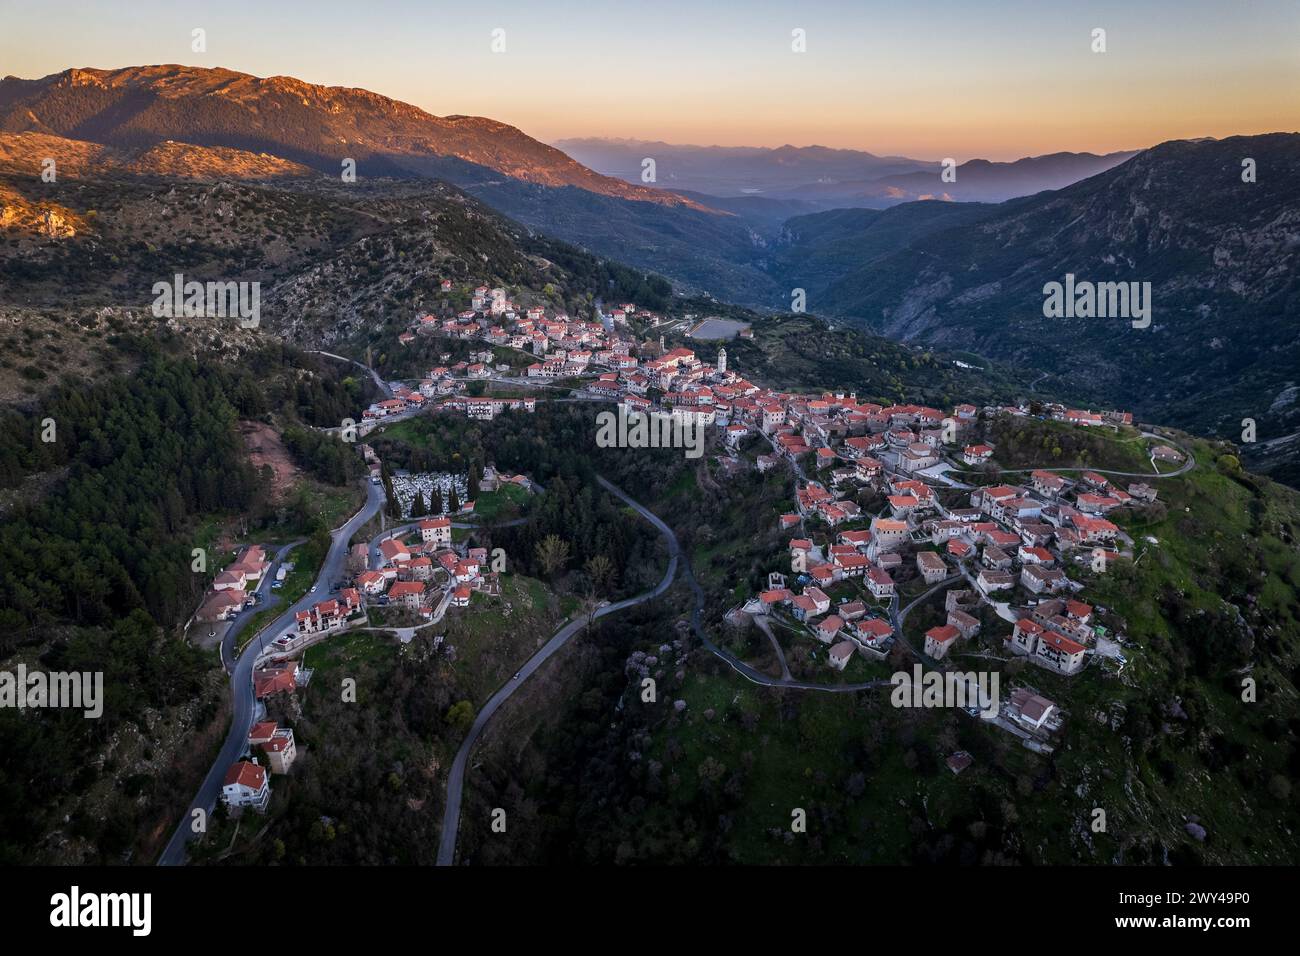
[374,281,1161,702]
[212,277,1176,811]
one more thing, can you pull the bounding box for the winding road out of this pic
[435,477,679,865]
[434,475,898,866]
[183,419,1198,865]
[217,540,302,673]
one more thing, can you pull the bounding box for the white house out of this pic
[221,761,270,812]
[419,517,452,546]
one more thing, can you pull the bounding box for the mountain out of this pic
[555,136,1138,207]
[768,201,1000,302]
[0,130,1033,412]
[0,66,815,302]
[842,150,1140,205]
[0,67,705,208]
[667,190,823,232]
[770,133,1300,482]
[7,66,1294,482]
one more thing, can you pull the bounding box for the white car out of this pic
[310,584,317,593]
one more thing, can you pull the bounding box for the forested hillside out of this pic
[0,340,378,863]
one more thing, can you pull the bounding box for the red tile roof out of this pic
[223,761,266,790]
[926,625,960,644]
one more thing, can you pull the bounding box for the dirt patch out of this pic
[240,420,300,502]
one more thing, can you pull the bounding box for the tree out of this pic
[446,700,474,732]
[584,553,615,597]
[383,469,401,519]
[535,535,571,579]
[447,485,460,514]
[411,489,427,517]
[697,756,726,786]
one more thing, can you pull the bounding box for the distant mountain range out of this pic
[555,136,1137,206]
[553,137,928,201]
[0,66,1152,309]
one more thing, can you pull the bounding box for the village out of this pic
[733,392,1179,761]
[208,276,1184,812]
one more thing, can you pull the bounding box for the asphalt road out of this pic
[434,474,905,866]
[434,477,679,865]
[677,541,894,694]
[157,479,385,866]
[307,349,393,400]
[432,430,1202,863]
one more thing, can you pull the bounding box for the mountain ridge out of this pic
[0,65,709,210]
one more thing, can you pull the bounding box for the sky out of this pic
[1,0,1297,160]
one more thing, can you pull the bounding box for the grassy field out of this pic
[298,478,366,532]
[631,666,1006,863]
[441,574,566,705]
[470,483,530,522]
[977,417,1157,474]
[301,628,394,681]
